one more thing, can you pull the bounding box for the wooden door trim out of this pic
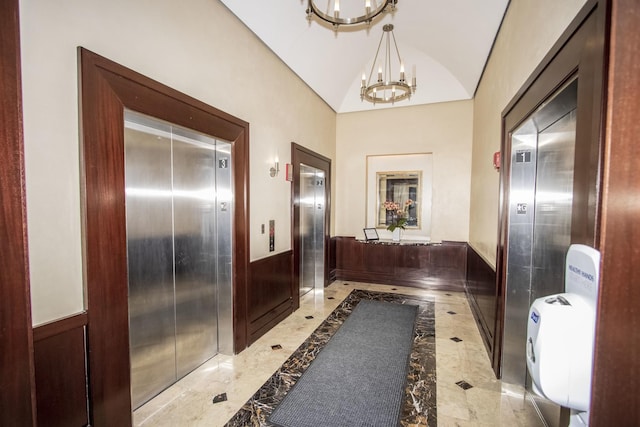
[590,0,640,424]
[291,143,331,310]
[0,0,37,424]
[79,48,250,426]
[495,0,607,376]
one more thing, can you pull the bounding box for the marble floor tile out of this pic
[133,281,544,427]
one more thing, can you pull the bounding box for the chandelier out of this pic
[306,0,397,28]
[361,24,416,105]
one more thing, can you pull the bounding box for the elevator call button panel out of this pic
[269,220,275,252]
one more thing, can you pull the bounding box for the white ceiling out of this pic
[219,1,509,113]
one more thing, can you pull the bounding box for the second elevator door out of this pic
[503,79,578,386]
[299,164,325,296]
[124,110,232,410]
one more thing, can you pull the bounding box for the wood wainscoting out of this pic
[248,251,294,345]
[332,237,467,292]
[33,313,89,427]
[30,252,295,425]
[465,245,497,358]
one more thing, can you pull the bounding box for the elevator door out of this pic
[503,79,578,387]
[124,110,233,410]
[299,164,325,296]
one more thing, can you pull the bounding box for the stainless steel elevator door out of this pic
[124,117,176,410]
[299,164,325,296]
[172,138,219,379]
[124,110,233,410]
[502,78,578,389]
[530,110,576,302]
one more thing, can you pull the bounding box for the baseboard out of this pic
[248,299,293,345]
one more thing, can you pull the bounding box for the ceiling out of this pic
[219,1,509,114]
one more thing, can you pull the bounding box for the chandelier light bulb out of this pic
[306,0,397,29]
[412,64,417,91]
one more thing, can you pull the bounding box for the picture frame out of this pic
[366,153,433,239]
[363,228,379,241]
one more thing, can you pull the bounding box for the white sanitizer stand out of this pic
[526,244,601,426]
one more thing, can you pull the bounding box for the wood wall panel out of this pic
[328,237,337,282]
[335,236,364,272]
[397,245,430,270]
[33,314,89,427]
[0,0,37,424]
[365,243,395,273]
[333,237,466,291]
[465,245,497,355]
[248,251,294,344]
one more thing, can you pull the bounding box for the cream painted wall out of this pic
[469,0,588,266]
[19,0,336,325]
[336,101,473,243]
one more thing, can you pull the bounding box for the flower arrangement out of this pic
[383,199,414,232]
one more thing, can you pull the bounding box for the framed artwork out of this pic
[366,153,433,239]
[376,171,421,229]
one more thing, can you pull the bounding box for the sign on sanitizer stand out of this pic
[526,244,601,427]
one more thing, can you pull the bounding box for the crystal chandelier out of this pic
[306,0,397,29]
[361,24,416,105]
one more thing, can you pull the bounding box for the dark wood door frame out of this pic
[590,0,640,424]
[78,48,250,426]
[0,0,37,424]
[291,143,331,310]
[496,0,606,377]
[496,0,640,424]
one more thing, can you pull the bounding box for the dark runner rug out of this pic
[269,300,417,427]
[224,289,437,427]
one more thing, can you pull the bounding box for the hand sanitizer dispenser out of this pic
[526,244,600,426]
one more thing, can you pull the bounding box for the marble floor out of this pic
[133,281,545,427]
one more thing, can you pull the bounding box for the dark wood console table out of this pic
[333,237,467,292]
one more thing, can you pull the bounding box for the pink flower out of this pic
[383,201,400,211]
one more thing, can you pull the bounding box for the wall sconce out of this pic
[270,157,280,178]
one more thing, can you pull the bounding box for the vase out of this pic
[392,228,402,242]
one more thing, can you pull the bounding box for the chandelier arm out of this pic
[386,30,392,83]
[391,31,403,67]
[367,31,386,86]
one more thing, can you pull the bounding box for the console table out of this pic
[332,237,467,291]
